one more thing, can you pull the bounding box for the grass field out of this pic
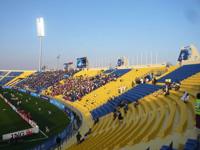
[0,88,70,150]
[0,97,30,135]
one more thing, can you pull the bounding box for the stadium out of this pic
[1,1,200,150]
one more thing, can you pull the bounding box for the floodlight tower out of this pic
[36,17,45,72]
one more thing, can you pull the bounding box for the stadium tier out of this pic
[2,0,200,149]
[103,69,115,74]
[0,71,24,86]
[45,69,132,102]
[0,77,15,85]
[109,68,131,77]
[7,71,23,76]
[1,62,200,149]
[66,66,200,150]
[16,70,76,92]
[69,67,166,113]
[6,71,35,87]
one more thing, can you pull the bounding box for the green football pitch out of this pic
[0,88,70,150]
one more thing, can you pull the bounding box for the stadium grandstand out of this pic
[0,44,200,150]
[1,1,200,149]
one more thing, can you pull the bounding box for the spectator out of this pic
[133,100,139,108]
[171,81,181,91]
[195,93,200,130]
[124,103,129,114]
[56,136,62,150]
[152,77,157,85]
[181,91,189,103]
[113,111,118,120]
[175,81,181,91]
[145,77,149,83]
[140,78,144,84]
[135,78,141,84]
[113,107,117,113]
[119,100,125,108]
[94,118,99,124]
[76,131,82,144]
[179,59,182,66]
[163,86,169,96]
[118,111,123,122]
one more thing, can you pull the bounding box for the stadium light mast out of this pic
[36,17,45,72]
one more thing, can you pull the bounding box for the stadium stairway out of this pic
[66,66,200,150]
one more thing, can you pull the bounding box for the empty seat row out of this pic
[91,84,162,119]
[157,64,200,83]
[0,77,15,85]
[184,138,199,150]
[7,71,23,77]
[103,69,115,74]
[0,71,8,76]
[111,69,131,77]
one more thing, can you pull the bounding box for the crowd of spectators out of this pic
[17,70,76,92]
[47,73,118,101]
[161,79,181,96]
[153,78,181,97]
[112,100,138,122]
[134,73,154,85]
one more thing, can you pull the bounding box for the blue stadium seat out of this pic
[0,71,8,76]
[157,64,200,83]
[91,84,162,119]
[111,69,131,77]
[160,142,177,150]
[184,139,199,150]
[0,77,15,85]
[160,145,177,150]
[103,69,115,74]
[8,71,22,76]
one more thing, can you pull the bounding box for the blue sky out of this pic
[0,0,200,70]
